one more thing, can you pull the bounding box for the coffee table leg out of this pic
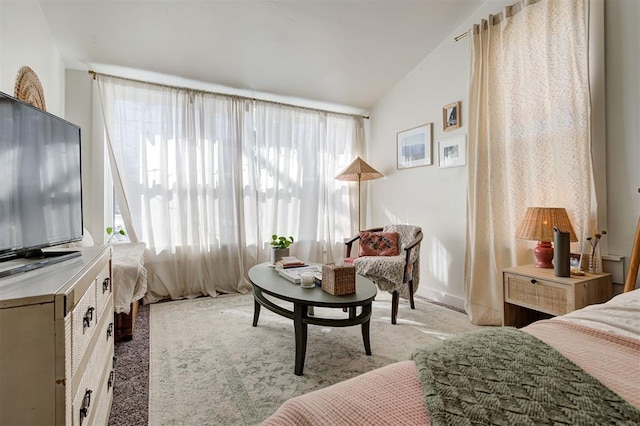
[294,303,308,376]
[361,302,372,356]
[252,298,261,327]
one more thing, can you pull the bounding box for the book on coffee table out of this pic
[278,265,321,283]
[275,256,307,269]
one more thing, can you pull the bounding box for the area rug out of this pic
[149,291,481,425]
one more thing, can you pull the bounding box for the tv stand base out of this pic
[0,250,81,278]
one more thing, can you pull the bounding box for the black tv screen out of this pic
[0,91,83,260]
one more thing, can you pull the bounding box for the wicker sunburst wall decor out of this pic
[14,66,47,111]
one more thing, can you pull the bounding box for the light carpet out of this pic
[149,291,481,425]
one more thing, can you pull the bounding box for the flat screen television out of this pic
[0,91,83,276]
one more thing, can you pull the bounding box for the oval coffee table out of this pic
[249,263,377,376]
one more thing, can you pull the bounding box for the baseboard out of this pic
[416,288,466,313]
[602,254,625,284]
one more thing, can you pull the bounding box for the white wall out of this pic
[605,0,640,289]
[0,1,65,116]
[0,2,102,241]
[368,0,638,309]
[66,70,107,243]
[367,1,510,309]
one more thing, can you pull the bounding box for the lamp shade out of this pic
[335,157,384,181]
[516,207,578,269]
[515,207,578,243]
[335,157,383,231]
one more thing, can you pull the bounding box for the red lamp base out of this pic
[534,241,554,268]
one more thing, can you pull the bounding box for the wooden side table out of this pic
[503,264,612,328]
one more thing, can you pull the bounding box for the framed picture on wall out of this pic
[397,123,432,169]
[438,134,467,168]
[442,101,461,131]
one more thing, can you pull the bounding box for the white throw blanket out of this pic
[112,242,148,314]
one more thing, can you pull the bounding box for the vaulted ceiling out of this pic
[39,0,483,110]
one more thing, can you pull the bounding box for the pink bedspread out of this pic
[262,320,640,425]
[524,319,640,410]
[261,360,427,426]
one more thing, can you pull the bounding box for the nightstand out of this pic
[503,264,612,327]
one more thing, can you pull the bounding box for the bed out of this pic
[262,288,640,425]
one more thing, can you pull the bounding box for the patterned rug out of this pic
[149,291,481,425]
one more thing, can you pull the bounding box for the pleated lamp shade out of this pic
[515,207,578,268]
[335,157,384,230]
[515,207,578,243]
[335,157,384,182]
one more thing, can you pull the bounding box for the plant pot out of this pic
[271,247,289,265]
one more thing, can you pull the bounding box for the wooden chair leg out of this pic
[408,280,415,310]
[391,290,399,324]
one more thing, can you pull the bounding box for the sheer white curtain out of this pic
[244,101,363,265]
[96,75,363,303]
[465,0,596,324]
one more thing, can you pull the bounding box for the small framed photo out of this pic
[569,253,587,271]
[397,123,432,169]
[442,101,461,131]
[438,134,467,168]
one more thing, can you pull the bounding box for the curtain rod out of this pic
[455,0,540,42]
[454,31,469,42]
[87,70,369,120]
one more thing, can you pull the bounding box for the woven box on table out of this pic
[321,263,356,295]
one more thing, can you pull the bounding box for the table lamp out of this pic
[335,157,384,231]
[515,207,578,268]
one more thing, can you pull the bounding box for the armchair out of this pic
[345,224,423,324]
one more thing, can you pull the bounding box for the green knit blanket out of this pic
[411,327,640,425]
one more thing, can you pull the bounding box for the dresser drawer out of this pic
[72,298,114,426]
[87,343,115,426]
[504,273,570,316]
[95,265,112,320]
[72,283,98,376]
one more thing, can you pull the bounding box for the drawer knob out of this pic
[83,307,95,332]
[107,322,114,338]
[530,279,537,284]
[102,277,111,293]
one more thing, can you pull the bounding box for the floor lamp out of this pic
[335,156,384,231]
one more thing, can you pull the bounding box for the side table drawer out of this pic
[504,273,570,316]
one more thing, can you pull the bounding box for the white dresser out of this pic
[0,246,114,425]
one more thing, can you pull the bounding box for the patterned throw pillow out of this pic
[358,231,400,257]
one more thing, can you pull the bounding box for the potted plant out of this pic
[106,226,126,243]
[270,234,294,264]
